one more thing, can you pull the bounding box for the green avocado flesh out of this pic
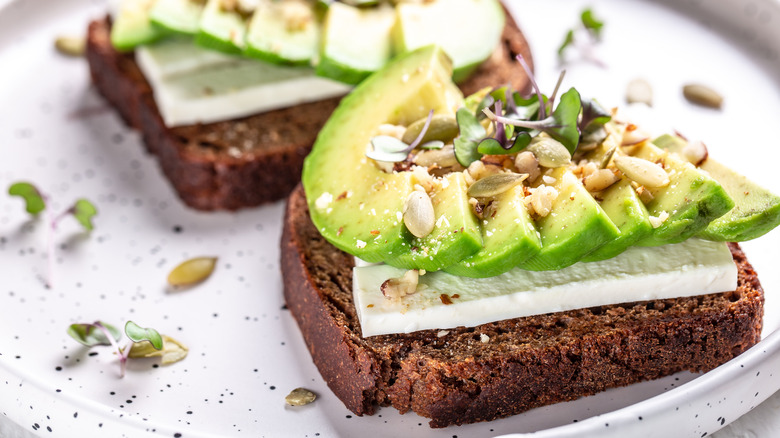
[444,184,541,278]
[149,0,204,35]
[634,142,734,246]
[112,0,168,52]
[302,46,464,264]
[388,173,482,272]
[393,0,505,83]
[316,3,396,85]
[195,0,247,54]
[653,134,780,241]
[245,0,320,65]
[519,168,621,271]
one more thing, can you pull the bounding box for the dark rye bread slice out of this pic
[281,184,765,428]
[85,12,533,210]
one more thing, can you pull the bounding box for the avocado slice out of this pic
[196,0,248,55]
[653,134,780,241]
[444,184,541,278]
[316,2,396,85]
[149,0,205,36]
[634,142,734,246]
[112,0,169,52]
[302,46,464,264]
[245,0,320,65]
[519,169,621,271]
[393,0,505,83]
[389,173,482,272]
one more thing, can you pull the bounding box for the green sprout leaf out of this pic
[579,98,612,131]
[557,29,575,60]
[67,321,121,347]
[546,88,582,154]
[8,182,46,215]
[70,199,97,231]
[581,9,604,39]
[453,107,486,166]
[124,321,163,350]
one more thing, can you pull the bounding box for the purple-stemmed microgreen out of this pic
[546,70,567,116]
[516,54,546,120]
[8,182,97,288]
[366,110,434,162]
[67,320,163,378]
[558,8,607,68]
[579,98,612,132]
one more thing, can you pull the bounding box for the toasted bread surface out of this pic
[281,184,764,428]
[86,10,533,210]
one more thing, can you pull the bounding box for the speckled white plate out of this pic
[0,0,779,437]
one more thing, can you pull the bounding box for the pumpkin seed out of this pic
[403,191,435,238]
[402,115,459,145]
[600,145,617,169]
[626,78,653,106]
[55,36,85,57]
[285,388,317,406]
[614,156,670,188]
[466,173,527,198]
[683,84,723,109]
[527,137,571,168]
[167,256,218,287]
[412,145,458,168]
[128,335,189,365]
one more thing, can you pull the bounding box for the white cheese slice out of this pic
[135,39,352,127]
[353,239,737,337]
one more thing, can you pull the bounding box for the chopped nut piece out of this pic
[480,334,490,343]
[381,270,420,300]
[583,169,620,192]
[285,388,317,406]
[437,330,450,338]
[626,78,653,106]
[681,140,708,166]
[514,151,541,182]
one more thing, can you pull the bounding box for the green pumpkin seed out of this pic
[168,257,218,287]
[128,335,189,365]
[55,36,85,57]
[285,388,317,406]
[467,173,528,198]
[682,84,723,109]
[402,115,459,145]
[527,137,571,168]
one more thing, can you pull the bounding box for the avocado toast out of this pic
[282,45,780,426]
[86,0,532,210]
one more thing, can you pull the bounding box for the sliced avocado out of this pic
[393,0,504,83]
[519,168,621,271]
[302,46,464,263]
[112,0,169,52]
[634,142,734,246]
[653,134,780,241]
[245,0,320,65]
[316,2,396,84]
[444,184,541,278]
[149,0,205,35]
[196,0,248,54]
[389,173,482,271]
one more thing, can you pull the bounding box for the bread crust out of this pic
[85,10,533,210]
[281,184,764,428]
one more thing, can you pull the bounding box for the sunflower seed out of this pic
[167,257,218,287]
[402,115,459,145]
[285,388,317,406]
[527,137,571,168]
[55,36,85,57]
[681,140,708,166]
[403,191,435,238]
[626,78,653,106]
[614,156,669,188]
[683,84,723,109]
[466,173,527,198]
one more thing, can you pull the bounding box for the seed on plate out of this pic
[614,156,670,188]
[626,78,653,106]
[466,173,527,198]
[54,35,85,57]
[527,137,571,168]
[402,115,459,145]
[285,388,317,406]
[403,191,435,238]
[683,84,723,109]
[167,256,218,287]
[127,335,189,365]
[412,145,458,168]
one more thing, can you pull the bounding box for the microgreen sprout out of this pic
[558,8,606,67]
[67,320,168,377]
[366,109,434,162]
[516,54,546,120]
[8,182,97,288]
